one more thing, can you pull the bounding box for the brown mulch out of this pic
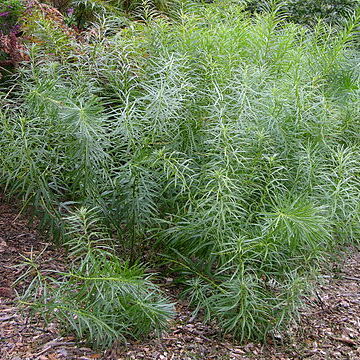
[1,194,360,360]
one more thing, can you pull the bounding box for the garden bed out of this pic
[1,195,359,359]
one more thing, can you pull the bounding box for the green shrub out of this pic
[2,1,360,344]
[246,0,359,26]
[16,207,175,348]
[49,0,181,28]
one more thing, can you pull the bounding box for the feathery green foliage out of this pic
[15,207,175,348]
[2,0,360,344]
[246,0,359,26]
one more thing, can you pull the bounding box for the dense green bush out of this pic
[246,0,359,25]
[1,1,359,345]
[49,0,180,28]
[16,207,174,348]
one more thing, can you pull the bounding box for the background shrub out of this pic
[0,0,24,34]
[246,0,359,25]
